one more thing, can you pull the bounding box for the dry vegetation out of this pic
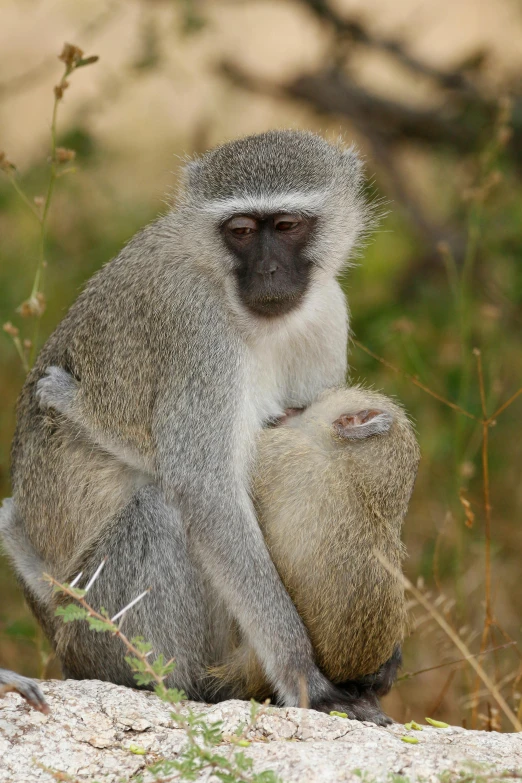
[1,0,522,733]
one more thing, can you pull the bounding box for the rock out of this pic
[0,679,521,782]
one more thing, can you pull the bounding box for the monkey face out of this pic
[221,212,318,318]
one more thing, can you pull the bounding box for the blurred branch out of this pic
[296,0,480,95]
[288,70,480,150]
[221,61,481,151]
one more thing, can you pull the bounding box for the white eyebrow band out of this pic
[200,191,327,220]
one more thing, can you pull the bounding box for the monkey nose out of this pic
[262,261,278,276]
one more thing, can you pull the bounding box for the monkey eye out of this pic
[226,216,258,236]
[274,214,302,232]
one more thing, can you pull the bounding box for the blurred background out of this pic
[1,0,522,731]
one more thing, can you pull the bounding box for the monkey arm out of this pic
[148,329,336,708]
[36,366,150,473]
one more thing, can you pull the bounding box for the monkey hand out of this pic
[0,670,50,714]
[268,407,306,427]
[36,365,79,416]
[333,408,393,440]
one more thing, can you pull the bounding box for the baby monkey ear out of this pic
[333,409,393,440]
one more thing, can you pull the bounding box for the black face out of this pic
[221,213,317,318]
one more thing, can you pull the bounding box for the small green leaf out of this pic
[128,744,147,755]
[330,710,348,718]
[404,720,423,730]
[162,687,185,704]
[86,616,116,633]
[425,717,449,728]
[55,604,88,623]
[401,736,419,744]
[237,740,251,747]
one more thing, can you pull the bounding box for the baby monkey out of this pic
[215,386,420,714]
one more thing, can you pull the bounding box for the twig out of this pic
[44,572,153,680]
[5,175,42,221]
[398,642,517,681]
[489,386,522,421]
[0,2,117,98]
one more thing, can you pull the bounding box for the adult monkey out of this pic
[1,130,394,723]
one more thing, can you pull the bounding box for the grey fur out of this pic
[5,130,377,717]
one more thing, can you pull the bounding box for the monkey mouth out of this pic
[244,290,305,318]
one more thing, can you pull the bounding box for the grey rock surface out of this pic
[0,679,521,782]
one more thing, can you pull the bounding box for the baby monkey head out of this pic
[181,130,369,318]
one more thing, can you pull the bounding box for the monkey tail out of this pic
[0,497,52,604]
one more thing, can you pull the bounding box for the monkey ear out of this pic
[342,146,364,183]
[183,159,203,193]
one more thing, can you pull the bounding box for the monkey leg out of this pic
[55,485,219,700]
[352,644,402,697]
[335,645,401,721]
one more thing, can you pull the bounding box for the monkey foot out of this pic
[0,674,50,714]
[36,365,79,416]
[333,408,393,440]
[313,691,393,726]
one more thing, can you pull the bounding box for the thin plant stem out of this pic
[490,386,522,421]
[398,641,516,681]
[6,175,42,222]
[28,63,71,364]
[2,44,98,372]
[10,333,29,373]
[44,572,157,682]
[470,348,494,727]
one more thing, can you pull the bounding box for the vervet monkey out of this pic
[1,130,402,724]
[0,669,49,713]
[215,386,419,717]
